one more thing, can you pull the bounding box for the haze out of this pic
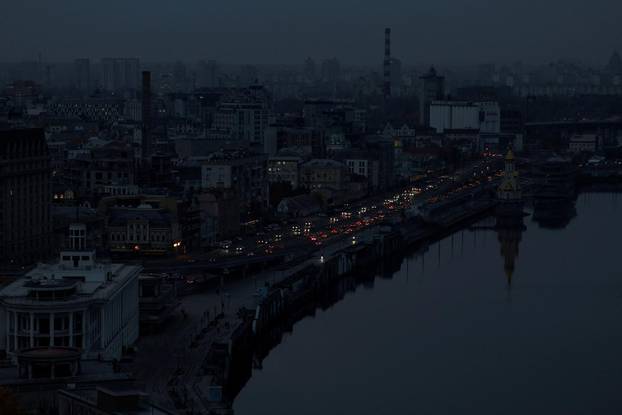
[2,0,621,64]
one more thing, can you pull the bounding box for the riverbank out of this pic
[190,197,498,413]
[233,192,622,415]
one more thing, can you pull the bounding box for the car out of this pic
[217,240,232,249]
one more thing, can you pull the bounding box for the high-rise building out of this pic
[383,28,392,99]
[321,58,341,83]
[419,67,445,126]
[74,58,91,92]
[0,128,52,265]
[211,86,272,149]
[239,65,259,87]
[390,57,402,97]
[141,71,152,161]
[607,51,622,74]
[101,58,140,92]
[173,60,188,91]
[304,57,316,82]
[429,100,501,148]
[212,101,270,147]
[200,149,267,212]
[197,60,219,88]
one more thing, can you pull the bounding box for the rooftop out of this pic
[303,159,345,168]
[0,256,141,305]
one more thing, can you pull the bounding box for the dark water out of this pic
[234,193,622,415]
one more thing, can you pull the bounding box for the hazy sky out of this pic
[2,0,621,65]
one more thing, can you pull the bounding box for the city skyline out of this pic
[3,3,622,414]
[2,0,621,65]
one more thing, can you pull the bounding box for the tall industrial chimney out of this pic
[383,28,392,99]
[141,70,152,161]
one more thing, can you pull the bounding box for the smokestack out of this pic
[141,71,152,161]
[384,27,391,99]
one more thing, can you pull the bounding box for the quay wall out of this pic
[202,198,498,412]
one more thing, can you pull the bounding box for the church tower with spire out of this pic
[496,149,523,216]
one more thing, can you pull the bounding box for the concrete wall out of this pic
[100,275,139,360]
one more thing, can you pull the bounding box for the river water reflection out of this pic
[235,192,622,415]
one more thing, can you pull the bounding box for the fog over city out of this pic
[3,1,622,414]
[2,0,621,64]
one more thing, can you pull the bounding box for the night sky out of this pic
[2,0,621,64]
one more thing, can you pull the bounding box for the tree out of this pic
[0,387,24,415]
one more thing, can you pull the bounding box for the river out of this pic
[234,192,622,414]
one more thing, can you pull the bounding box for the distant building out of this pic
[366,139,396,190]
[478,102,501,134]
[200,149,267,209]
[3,80,42,107]
[48,97,124,123]
[419,67,445,126]
[100,58,140,92]
[211,86,272,148]
[197,60,219,88]
[300,159,348,192]
[141,71,152,161]
[325,127,349,152]
[267,155,302,189]
[99,196,199,255]
[429,100,501,150]
[302,99,365,133]
[74,58,91,92]
[429,101,480,133]
[0,128,52,265]
[63,142,135,197]
[105,206,178,255]
[390,58,403,97]
[0,224,141,366]
[569,134,599,153]
[123,99,142,121]
[101,184,140,197]
[197,190,240,245]
[500,109,524,134]
[321,58,341,83]
[304,57,317,82]
[381,123,416,140]
[263,124,318,156]
[606,51,622,74]
[212,101,269,146]
[345,156,371,178]
[477,101,502,150]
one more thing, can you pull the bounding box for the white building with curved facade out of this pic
[0,224,141,364]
